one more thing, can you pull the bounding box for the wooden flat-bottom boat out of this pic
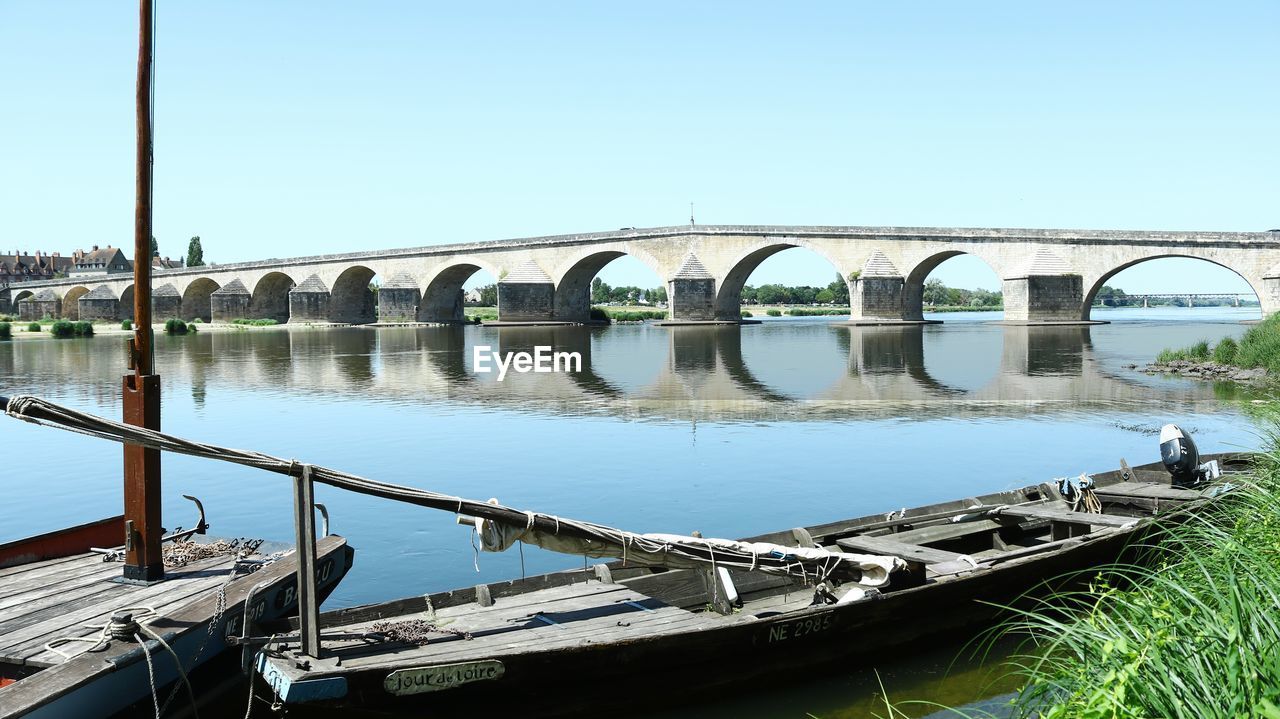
[0,516,353,719]
[254,453,1248,717]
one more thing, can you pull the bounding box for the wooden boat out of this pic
[0,513,353,719]
[253,452,1249,717]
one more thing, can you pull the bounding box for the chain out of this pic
[370,619,473,645]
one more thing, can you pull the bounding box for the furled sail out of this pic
[472,506,902,587]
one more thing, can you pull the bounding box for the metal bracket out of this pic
[315,503,330,538]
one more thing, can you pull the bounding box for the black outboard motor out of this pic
[1160,424,1220,488]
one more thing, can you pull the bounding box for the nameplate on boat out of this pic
[384,660,505,695]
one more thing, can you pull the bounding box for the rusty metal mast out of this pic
[122,0,163,583]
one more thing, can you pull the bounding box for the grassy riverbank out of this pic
[885,413,1280,718]
[1156,312,1280,374]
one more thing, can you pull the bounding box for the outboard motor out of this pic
[1159,424,1221,488]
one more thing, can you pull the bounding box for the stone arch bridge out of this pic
[4,225,1277,324]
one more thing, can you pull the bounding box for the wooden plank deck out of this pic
[321,580,717,670]
[996,505,1140,528]
[0,551,240,668]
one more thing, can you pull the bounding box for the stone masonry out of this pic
[6,225,1277,325]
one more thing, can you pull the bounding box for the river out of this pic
[0,307,1262,717]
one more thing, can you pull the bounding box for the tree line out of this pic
[922,278,1003,308]
[741,273,851,305]
[591,278,668,305]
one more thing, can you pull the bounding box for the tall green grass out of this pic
[1159,312,1280,374]
[994,446,1280,719]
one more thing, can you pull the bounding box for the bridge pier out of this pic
[497,261,555,322]
[852,276,908,322]
[210,279,251,322]
[152,284,181,319]
[668,254,718,321]
[0,287,10,315]
[289,275,331,322]
[25,290,61,320]
[846,252,927,325]
[1002,275,1088,323]
[78,286,120,321]
[379,273,420,323]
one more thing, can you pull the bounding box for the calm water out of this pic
[0,307,1263,717]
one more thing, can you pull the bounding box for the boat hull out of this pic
[285,526,1137,717]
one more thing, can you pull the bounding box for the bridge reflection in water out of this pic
[0,320,1243,422]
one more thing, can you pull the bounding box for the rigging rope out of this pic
[0,394,893,584]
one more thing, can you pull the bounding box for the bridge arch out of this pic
[182,278,219,322]
[330,265,377,324]
[12,289,34,305]
[61,286,91,320]
[903,251,1004,320]
[418,260,500,323]
[713,241,850,320]
[119,285,135,321]
[1082,255,1263,321]
[250,272,296,323]
[553,248,667,322]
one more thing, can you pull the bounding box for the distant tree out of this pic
[756,284,784,305]
[478,284,498,306]
[827,273,850,305]
[740,285,757,304]
[922,279,948,306]
[1095,285,1130,307]
[649,285,668,303]
[185,236,205,267]
[815,288,835,304]
[592,278,611,304]
[150,236,159,257]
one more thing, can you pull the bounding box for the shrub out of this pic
[0,314,13,322]
[589,307,609,321]
[1213,337,1239,365]
[120,320,132,331]
[230,318,278,326]
[740,310,753,318]
[27,322,41,333]
[766,309,782,317]
[186,322,199,333]
[1188,339,1211,360]
[192,317,204,324]
[0,322,10,340]
[50,320,75,338]
[164,318,188,335]
[787,308,847,316]
[73,321,93,337]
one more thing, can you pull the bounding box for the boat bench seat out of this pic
[884,518,1002,545]
[835,535,980,578]
[996,504,1139,540]
[835,535,966,566]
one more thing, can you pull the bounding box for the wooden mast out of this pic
[122,0,163,583]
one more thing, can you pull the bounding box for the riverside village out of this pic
[1,3,1277,719]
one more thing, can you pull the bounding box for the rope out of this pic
[0,395,873,584]
[137,632,161,719]
[138,624,200,719]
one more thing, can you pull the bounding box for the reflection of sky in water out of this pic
[0,308,1263,609]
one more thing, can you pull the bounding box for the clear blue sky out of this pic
[2,2,1275,295]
